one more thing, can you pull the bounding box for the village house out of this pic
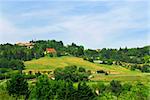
[45,48,57,57]
[16,42,34,49]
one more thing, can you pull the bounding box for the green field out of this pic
[24,56,150,82]
[1,56,150,100]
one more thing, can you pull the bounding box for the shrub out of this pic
[6,74,29,99]
[140,65,150,72]
[78,67,86,72]
[110,80,122,96]
[97,70,105,74]
[54,66,89,82]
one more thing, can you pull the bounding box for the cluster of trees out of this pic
[7,74,95,100]
[6,74,149,100]
[0,58,25,70]
[0,40,84,62]
[0,44,35,61]
[54,65,90,82]
[84,46,150,64]
[130,64,150,72]
[92,80,149,100]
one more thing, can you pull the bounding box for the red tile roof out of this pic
[46,48,56,53]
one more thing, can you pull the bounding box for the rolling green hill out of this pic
[24,56,150,82]
[24,56,136,73]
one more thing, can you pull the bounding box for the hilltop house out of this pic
[45,48,57,57]
[16,42,34,49]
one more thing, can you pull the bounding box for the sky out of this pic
[0,0,149,49]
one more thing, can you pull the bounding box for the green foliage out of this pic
[76,82,96,100]
[107,59,113,65]
[130,64,137,71]
[67,43,84,57]
[56,81,76,100]
[0,58,25,70]
[30,75,56,100]
[30,75,95,100]
[35,71,42,77]
[118,82,149,100]
[110,80,122,96]
[79,67,86,72]
[84,49,99,59]
[95,46,149,64]
[0,68,9,74]
[0,73,11,80]
[0,41,149,65]
[140,65,150,72]
[54,65,89,82]
[6,74,29,99]
[144,55,150,63]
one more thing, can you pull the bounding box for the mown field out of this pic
[24,56,150,83]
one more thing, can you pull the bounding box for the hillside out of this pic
[24,56,150,82]
[24,56,135,73]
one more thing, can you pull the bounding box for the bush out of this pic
[96,70,105,74]
[77,82,96,100]
[110,80,122,96]
[0,68,9,74]
[140,65,150,72]
[30,75,56,100]
[78,67,86,72]
[54,66,89,82]
[23,74,36,79]
[107,60,113,65]
[0,74,11,80]
[88,58,94,63]
[130,64,136,71]
[35,71,41,77]
[6,74,29,99]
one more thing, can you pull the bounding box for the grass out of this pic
[24,56,150,82]
[25,56,140,74]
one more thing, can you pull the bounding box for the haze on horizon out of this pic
[0,0,149,49]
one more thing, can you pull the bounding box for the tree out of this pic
[6,74,29,99]
[140,65,150,72]
[54,66,89,82]
[110,80,122,96]
[130,64,137,71]
[56,81,76,100]
[77,82,96,100]
[31,75,56,100]
[78,67,86,72]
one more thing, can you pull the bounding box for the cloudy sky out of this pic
[0,0,149,49]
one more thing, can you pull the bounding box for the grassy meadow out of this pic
[24,56,150,83]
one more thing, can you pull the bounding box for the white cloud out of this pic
[56,4,148,48]
[0,1,148,48]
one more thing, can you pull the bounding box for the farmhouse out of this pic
[16,42,34,49]
[45,48,57,56]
